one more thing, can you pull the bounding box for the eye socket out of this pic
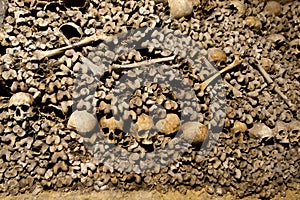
[278,130,286,135]
[9,105,16,111]
[21,105,30,112]
[291,129,300,135]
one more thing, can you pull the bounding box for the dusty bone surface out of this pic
[0,0,299,199]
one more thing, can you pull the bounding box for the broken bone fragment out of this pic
[67,110,98,134]
[248,122,274,141]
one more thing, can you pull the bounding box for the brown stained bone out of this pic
[13,124,26,137]
[249,122,274,141]
[56,90,72,102]
[168,0,193,19]
[231,121,247,134]
[1,134,17,149]
[207,48,227,66]
[112,55,176,69]
[181,122,208,146]
[99,116,123,133]
[0,151,11,169]
[136,113,154,132]
[255,62,293,107]
[31,31,113,61]
[156,113,180,136]
[15,137,34,150]
[10,81,28,92]
[223,80,242,98]
[7,179,19,195]
[195,54,243,97]
[48,80,62,93]
[41,93,57,104]
[244,16,262,31]
[67,110,98,134]
[53,161,68,175]
[264,1,282,16]
[32,140,49,155]
[260,58,274,73]
[1,0,298,196]
[46,135,61,145]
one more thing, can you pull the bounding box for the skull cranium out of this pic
[286,120,300,145]
[99,116,123,143]
[68,110,98,134]
[274,121,289,144]
[8,92,34,121]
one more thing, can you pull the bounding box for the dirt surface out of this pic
[1,189,300,200]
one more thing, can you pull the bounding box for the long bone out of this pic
[195,54,243,97]
[31,32,243,99]
[31,32,112,61]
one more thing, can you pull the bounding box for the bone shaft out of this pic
[256,63,292,106]
[112,55,176,69]
[256,64,273,84]
[34,33,113,60]
[201,57,242,90]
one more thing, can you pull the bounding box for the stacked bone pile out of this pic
[0,0,299,199]
[68,26,227,173]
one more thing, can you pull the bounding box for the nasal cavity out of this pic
[16,108,21,116]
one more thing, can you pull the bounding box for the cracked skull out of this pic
[9,92,34,121]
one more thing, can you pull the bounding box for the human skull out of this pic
[287,120,300,146]
[135,113,155,145]
[290,39,300,56]
[68,110,98,134]
[8,92,34,121]
[274,121,289,144]
[99,116,123,143]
